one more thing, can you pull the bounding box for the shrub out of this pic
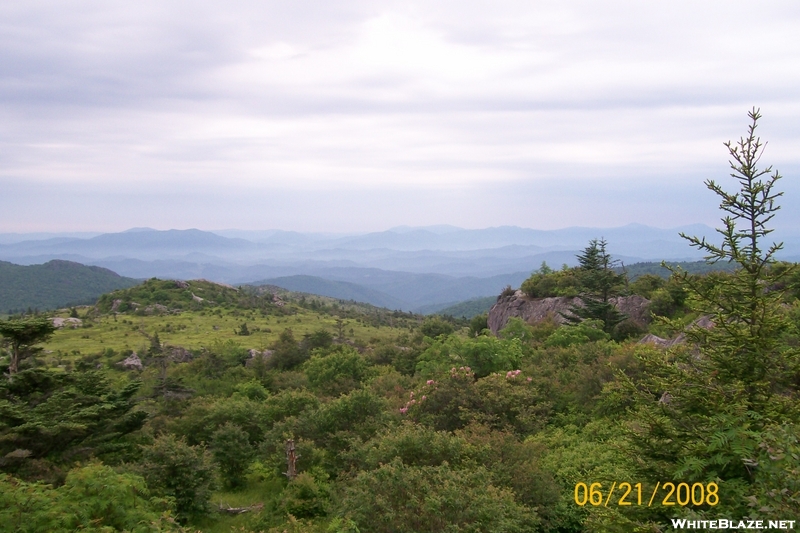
[352,422,476,470]
[0,462,179,533]
[628,274,665,299]
[278,472,330,518]
[543,320,609,348]
[419,317,455,338]
[211,422,254,489]
[521,268,580,298]
[468,313,489,337]
[305,346,371,395]
[339,459,539,533]
[268,329,308,370]
[416,335,524,379]
[138,434,216,523]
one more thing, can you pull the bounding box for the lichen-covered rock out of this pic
[117,352,143,371]
[638,315,714,349]
[52,317,82,328]
[169,346,194,363]
[488,291,651,335]
[638,333,685,348]
[245,349,273,367]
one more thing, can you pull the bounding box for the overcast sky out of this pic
[1,1,799,233]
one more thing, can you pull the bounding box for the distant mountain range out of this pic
[2,224,797,312]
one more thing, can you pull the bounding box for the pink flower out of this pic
[426,380,435,385]
[410,392,414,398]
[399,407,408,414]
[421,395,427,401]
[527,377,532,382]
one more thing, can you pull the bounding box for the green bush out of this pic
[352,422,476,470]
[268,329,309,370]
[406,367,547,434]
[211,422,254,489]
[543,320,609,348]
[419,317,455,338]
[0,462,179,533]
[468,314,489,337]
[304,345,371,395]
[521,268,581,298]
[339,459,539,533]
[416,335,524,379]
[138,434,216,523]
[278,472,330,518]
[628,274,665,299]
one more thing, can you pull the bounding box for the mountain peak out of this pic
[122,227,157,233]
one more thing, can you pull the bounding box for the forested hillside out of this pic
[0,260,139,314]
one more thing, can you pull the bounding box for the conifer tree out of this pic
[625,109,799,521]
[678,107,796,403]
[564,238,627,334]
[0,317,55,375]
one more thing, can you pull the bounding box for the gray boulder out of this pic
[117,352,143,371]
[488,291,651,335]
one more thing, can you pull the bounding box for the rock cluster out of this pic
[52,317,82,328]
[487,290,651,335]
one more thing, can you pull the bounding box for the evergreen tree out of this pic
[0,317,55,375]
[625,109,800,521]
[563,239,627,334]
[210,422,253,489]
[677,107,797,403]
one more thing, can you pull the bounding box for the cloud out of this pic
[1,1,799,231]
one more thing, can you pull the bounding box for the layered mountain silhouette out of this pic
[4,223,794,312]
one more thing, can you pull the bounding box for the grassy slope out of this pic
[41,280,419,361]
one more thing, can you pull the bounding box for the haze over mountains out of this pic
[3,224,798,313]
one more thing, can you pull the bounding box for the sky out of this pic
[1,1,799,233]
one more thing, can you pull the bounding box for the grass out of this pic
[41,303,409,363]
[195,473,285,533]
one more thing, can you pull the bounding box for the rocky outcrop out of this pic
[168,346,194,363]
[117,352,143,371]
[245,349,273,367]
[638,315,714,349]
[638,333,685,348]
[143,304,170,314]
[52,317,82,328]
[488,291,651,335]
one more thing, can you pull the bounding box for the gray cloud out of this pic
[1,1,799,232]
